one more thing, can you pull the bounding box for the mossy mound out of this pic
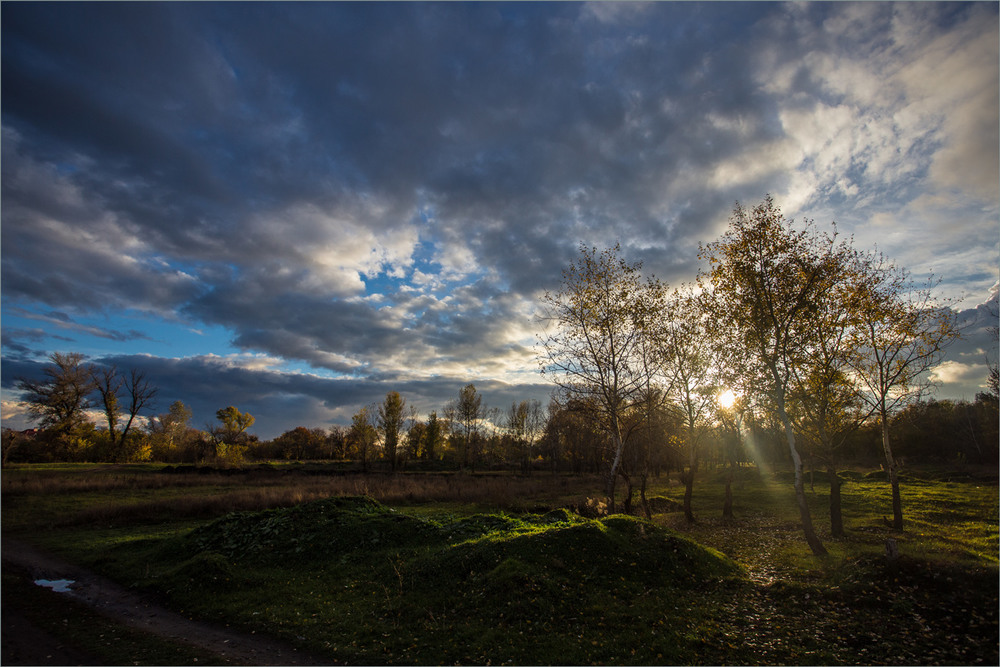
[408,510,741,595]
[162,495,742,618]
[178,496,441,564]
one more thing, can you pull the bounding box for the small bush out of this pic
[574,496,608,518]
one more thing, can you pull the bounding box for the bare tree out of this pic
[537,244,655,512]
[92,365,158,461]
[846,252,960,530]
[16,352,95,435]
[506,399,544,474]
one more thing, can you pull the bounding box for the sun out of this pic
[717,389,737,409]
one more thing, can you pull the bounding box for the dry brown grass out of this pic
[1,469,246,495]
[3,468,604,528]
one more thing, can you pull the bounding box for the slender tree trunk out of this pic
[828,464,844,538]
[622,472,634,514]
[880,407,904,530]
[682,425,697,523]
[722,467,734,520]
[781,412,828,556]
[639,473,651,519]
[681,469,695,523]
[605,429,625,513]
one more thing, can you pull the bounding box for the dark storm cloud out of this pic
[2,2,783,291]
[3,2,997,429]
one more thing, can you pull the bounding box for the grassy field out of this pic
[2,463,997,665]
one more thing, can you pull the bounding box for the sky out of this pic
[2,1,998,440]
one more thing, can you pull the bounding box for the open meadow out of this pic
[2,463,997,665]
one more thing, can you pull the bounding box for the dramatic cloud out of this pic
[2,2,997,438]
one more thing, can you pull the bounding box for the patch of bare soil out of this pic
[1,538,334,665]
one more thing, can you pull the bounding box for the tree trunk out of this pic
[622,472,634,515]
[605,429,626,513]
[880,408,904,530]
[639,473,651,520]
[682,469,695,523]
[781,412,828,556]
[828,465,844,538]
[682,425,697,523]
[722,468,734,520]
[604,468,618,514]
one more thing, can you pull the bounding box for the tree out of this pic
[783,253,875,538]
[16,352,95,435]
[151,400,193,441]
[421,411,446,461]
[348,405,378,471]
[378,391,407,471]
[714,391,747,521]
[541,395,609,474]
[274,426,327,460]
[506,399,544,474]
[985,299,999,400]
[653,286,718,522]
[2,428,20,467]
[211,406,255,464]
[326,425,350,460]
[447,384,486,472]
[845,253,960,530]
[700,196,853,556]
[148,400,196,462]
[538,243,655,511]
[92,365,158,462]
[787,365,867,538]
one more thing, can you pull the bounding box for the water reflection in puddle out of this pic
[34,578,75,593]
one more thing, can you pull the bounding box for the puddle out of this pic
[34,578,75,593]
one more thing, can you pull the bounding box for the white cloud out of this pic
[581,2,654,25]
[929,360,989,388]
[251,200,421,297]
[0,397,33,429]
[194,352,287,372]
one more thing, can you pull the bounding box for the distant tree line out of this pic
[4,360,994,478]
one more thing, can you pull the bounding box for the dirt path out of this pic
[2,538,334,665]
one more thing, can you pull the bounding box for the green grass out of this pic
[3,464,997,665]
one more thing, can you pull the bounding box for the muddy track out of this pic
[2,538,334,665]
